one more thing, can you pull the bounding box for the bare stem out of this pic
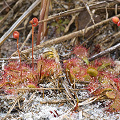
[32,25,34,70]
[17,38,22,80]
[37,0,47,45]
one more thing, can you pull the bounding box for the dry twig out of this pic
[13,14,120,56]
[2,94,23,120]
[0,0,41,46]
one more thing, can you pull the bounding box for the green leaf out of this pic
[82,57,89,65]
[58,19,63,24]
[56,28,60,34]
[51,22,57,26]
[60,26,65,32]
[98,63,110,71]
[0,16,3,20]
[87,67,98,77]
[62,19,69,25]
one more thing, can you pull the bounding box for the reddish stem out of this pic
[32,25,34,71]
[17,38,22,80]
[13,31,22,81]
[29,18,38,71]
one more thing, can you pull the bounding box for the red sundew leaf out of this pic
[37,58,62,79]
[3,82,17,94]
[101,77,113,88]
[3,68,29,86]
[99,76,114,91]
[87,82,113,96]
[26,71,38,84]
[87,76,112,95]
[100,58,114,65]
[1,61,35,94]
[63,58,82,70]
[21,65,31,72]
[4,62,19,71]
[83,75,91,81]
[4,89,16,94]
[73,46,88,59]
[87,81,101,94]
[113,78,120,91]
[92,58,114,72]
[98,58,114,70]
[70,65,87,81]
[87,74,118,96]
[101,75,120,92]
[113,78,120,83]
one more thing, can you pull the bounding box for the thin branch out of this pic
[89,42,120,61]
[82,0,95,24]
[2,94,23,120]
[38,1,116,24]
[17,87,86,91]
[0,0,41,46]
[13,14,120,56]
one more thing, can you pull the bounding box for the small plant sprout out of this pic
[30,17,38,70]
[13,31,22,80]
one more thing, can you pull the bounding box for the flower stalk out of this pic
[13,31,22,80]
[30,17,38,70]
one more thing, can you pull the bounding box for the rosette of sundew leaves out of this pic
[63,58,87,82]
[63,45,120,112]
[0,61,40,94]
[37,57,62,79]
[63,46,89,82]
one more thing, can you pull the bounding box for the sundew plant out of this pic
[0,16,120,113]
